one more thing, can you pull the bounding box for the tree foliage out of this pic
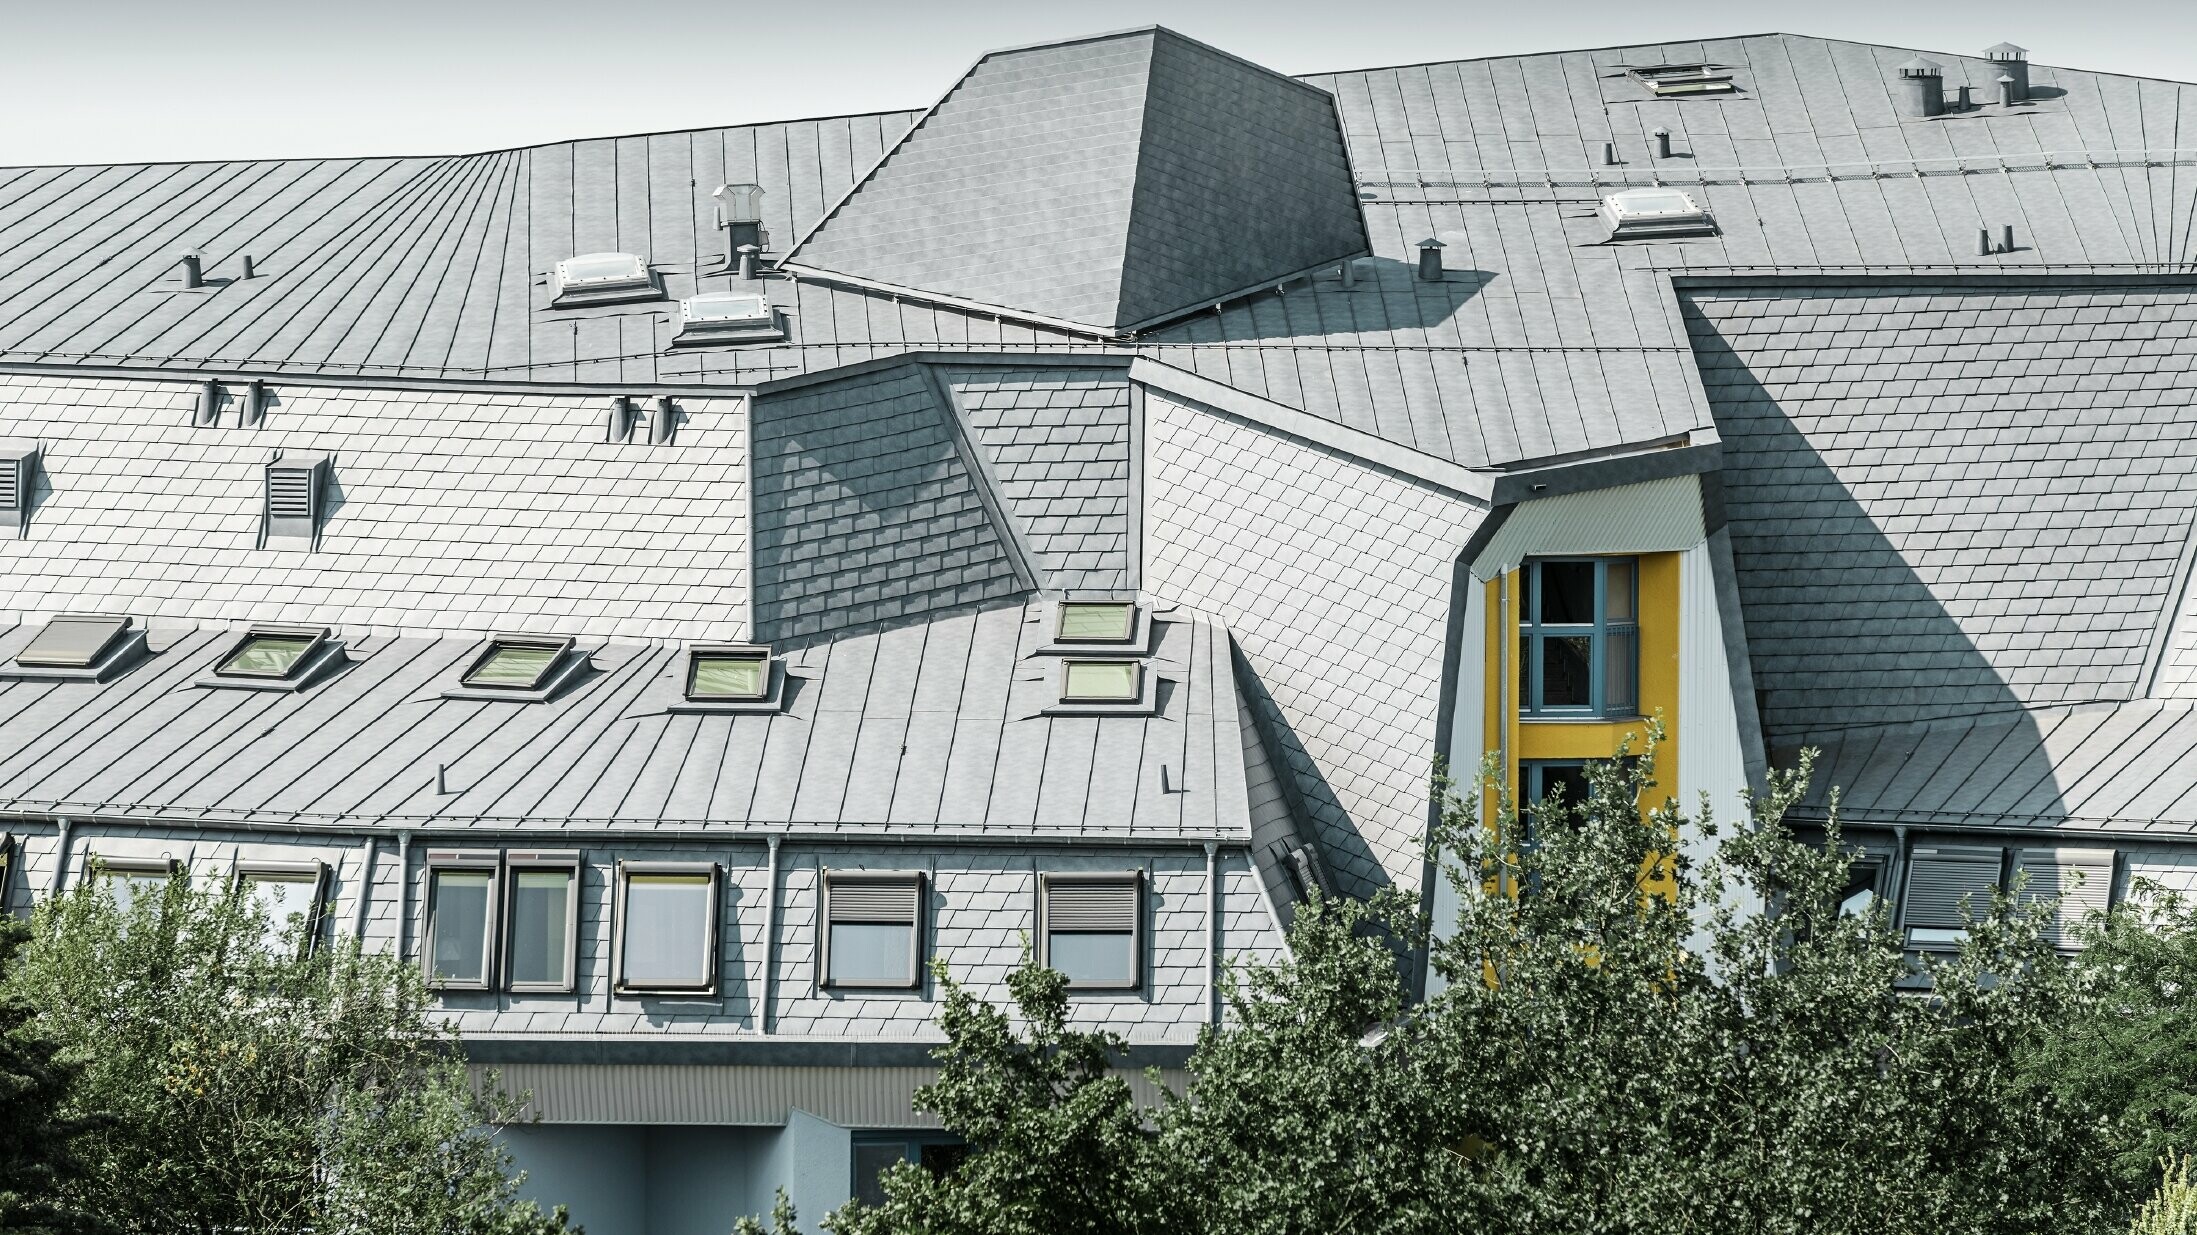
[828,733,2167,1234]
[0,869,571,1235]
[0,915,108,1235]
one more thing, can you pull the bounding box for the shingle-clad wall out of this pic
[1686,288,2197,739]
[1143,390,1483,897]
[750,367,1028,644]
[947,368,1133,594]
[0,375,748,639]
[12,824,378,937]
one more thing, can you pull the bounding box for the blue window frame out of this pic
[1518,557,1638,718]
[1519,760,1590,848]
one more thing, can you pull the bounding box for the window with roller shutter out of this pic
[1039,872,1143,990]
[1900,844,2004,948]
[2014,847,2116,949]
[820,871,925,989]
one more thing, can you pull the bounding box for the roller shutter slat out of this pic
[1046,879,1138,932]
[827,877,920,924]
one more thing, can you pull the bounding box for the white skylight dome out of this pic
[671,292,785,346]
[551,252,660,307]
[1598,188,1716,239]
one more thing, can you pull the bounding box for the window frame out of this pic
[459,634,574,692]
[1059,658,1143,704]
[1517,557,1639,720]
[819,869,926,991]
[214,624,331,681]
[1898,843,2006,950]
[501,850,582,994]
[554,251,652,294]
[1055,601,1138,645]
[1037,871,1144,992]
[611,860,722,997]
[684,643,773,702]
[422,850,501,992]
[233,859,329,957]
[86,854,179,915]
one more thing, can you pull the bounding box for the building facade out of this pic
[2,24,2193,1230]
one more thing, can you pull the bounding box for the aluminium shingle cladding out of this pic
[0,373,747,639]
[945,367,1132,594]
[750,366,1026,644]
[1687,286,2197,740]
[781,27,1370,334]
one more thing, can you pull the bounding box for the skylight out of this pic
[1598,188,1716,240]
[682,292,772,326]
[1057,602,1137,644]
[1061,659,1142,703]
[17,613,131,669]
[461,635,573,691]
[556,252,650,291]
[685,644,771,702]
[1628,64,1737,96]
[215,626,329,680]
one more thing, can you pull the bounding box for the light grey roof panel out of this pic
[945,366,1134,594]
[0,602,1245,843]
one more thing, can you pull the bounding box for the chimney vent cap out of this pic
[1984,42,2028,60]
[1417,236,1446,250]
[1896,56,1944,77]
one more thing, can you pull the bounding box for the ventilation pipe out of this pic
[1652,127,1673,159]
[1998,74,2019,108]
[1416,237,1447,282]
[1339,258,1358,288]
[238,255,256,280]
[238,380,265,428]
[1986,42,2030,103]
[649,396,677,445]
[605,395,634,443]
[1894,57,1945,119]
[193,381,222,427]
[177,253,203,289]
[736,244,761,280]
[1603,141,1619,166]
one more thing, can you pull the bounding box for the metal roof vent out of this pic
[263,452,329,548]
[1985,43,2030,102]
[713,183,769,254]
[0,441,37,538]
[551,252,661,309]
[1894,57,1945,119]
[1598,188,1716,240]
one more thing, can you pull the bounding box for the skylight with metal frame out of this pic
[1056,602,1137,645]
[1598,188,1717,239]
[672,292,785,345]
[215,625,329,680]
[551,252,659,307]
[1626,63,1738,96]
[460,635,574,691]
[1060,659,1141,703]
[17,613,131,669]
[685,643,771,702]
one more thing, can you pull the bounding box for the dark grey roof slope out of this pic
[945,367,1133,595]
[1688,284,2197,740]
[751,365,1029,644]
[0,601,1246,841]
[6,34,2197,473]
[780,28,1370,336]
[1782,701,2197,835]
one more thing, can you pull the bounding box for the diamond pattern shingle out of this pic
[947,367,1132,593]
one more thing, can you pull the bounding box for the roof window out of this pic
[1627,64,1737,96]
[1599,188,1716,240]
[461,635,574,692]
[672,292,785,345]
[1061,659,1141,704]
[1057,602,1136,645]
[551,252,661,308]
[17,613,133,670]
[686,643,771,702]
[216,625,330,680]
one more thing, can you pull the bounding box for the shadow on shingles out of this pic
[1232,653,1390,900]
[1681,302,2066,826]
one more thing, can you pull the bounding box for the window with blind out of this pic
[1900,844,2004,948]
[2013,847,2115,950]
[821,871,925,989]
[1039,872,1143,990]
[614,862,720,995]
[235,860,327,958]
[424,852,499,990]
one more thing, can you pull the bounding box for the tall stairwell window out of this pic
[1519,557,1638,718]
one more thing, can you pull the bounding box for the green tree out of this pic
[0,915,108,1235]
[3,868,571,1235]
[2133,1155,2197,1235]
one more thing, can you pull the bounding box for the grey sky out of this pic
[4,0,2192,165]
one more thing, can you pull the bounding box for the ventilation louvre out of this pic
[1043,878,1139,931]
[263,453,329,545]
[0,443,35,537]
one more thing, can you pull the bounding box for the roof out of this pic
[1688,283,2197,742]
[781,27,1370,336]
[1784,700,2197,836]
[7,34,2194,473]
[0,599,1247,842]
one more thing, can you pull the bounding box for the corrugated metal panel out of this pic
[1470,476,1706,580]
[476,1063,1190,1127]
